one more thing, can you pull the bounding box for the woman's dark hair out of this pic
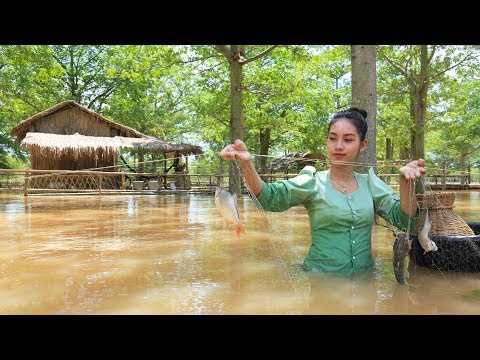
[328,107,368,141]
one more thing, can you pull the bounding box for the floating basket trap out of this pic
[409,191,480,272]
[414,191,474,236]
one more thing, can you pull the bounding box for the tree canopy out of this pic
[1,45,479,180]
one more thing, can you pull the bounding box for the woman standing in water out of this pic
[220,107,426,276]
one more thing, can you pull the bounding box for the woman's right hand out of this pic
[219,139,252,163]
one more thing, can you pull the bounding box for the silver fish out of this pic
[393,230,411,285]
[418,210,437,253]
[214,187,246,238]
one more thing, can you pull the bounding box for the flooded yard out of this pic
[0,191,479,314]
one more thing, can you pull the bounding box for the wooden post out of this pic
[185,156,191,190]
[163,153,167,189]
[121,174,125,190]
[98,174,102,195]
[24,170,30,197]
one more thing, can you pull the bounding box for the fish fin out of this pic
[235,223,247,238]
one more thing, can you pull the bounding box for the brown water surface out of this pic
[1,191,479,314]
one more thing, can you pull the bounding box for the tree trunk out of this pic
[351,45,377,173]
[412,45,429,161]
[229,57,245,195]
[386,138,393,160]
[216,45,277,195]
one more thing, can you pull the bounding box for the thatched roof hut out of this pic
[10,100,203,171]
[269,152,326,173]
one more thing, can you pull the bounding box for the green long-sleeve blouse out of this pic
[256,166,419,276]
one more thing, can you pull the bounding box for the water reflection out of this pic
[0,192,479,314]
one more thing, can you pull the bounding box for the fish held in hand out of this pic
[418,210,437,254]
[393,230,412,285]
[215,187,246,238]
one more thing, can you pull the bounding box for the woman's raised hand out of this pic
[400,158,426,180]
[219,139,252,163]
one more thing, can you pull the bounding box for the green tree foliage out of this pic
[185,45,350,174]
[51,45,124,110]
[428,68,480,171]
[2,44,480,181]
[377,45,478,161]
[0,45,60,167]
[105,46,192,138]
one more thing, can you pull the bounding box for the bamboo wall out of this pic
[29,145,117,170]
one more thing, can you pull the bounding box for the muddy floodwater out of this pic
[0,191,479,315]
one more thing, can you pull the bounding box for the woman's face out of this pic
[327,119,367,163]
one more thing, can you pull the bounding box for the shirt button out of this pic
[348,196,352,199]
[353,210,356,214]
[353,256,356,260]
[351,225,355,229]
[352,240,356,244]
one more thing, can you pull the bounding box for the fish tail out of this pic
[236,223,246,238]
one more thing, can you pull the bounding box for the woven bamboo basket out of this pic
[414,191,474,236]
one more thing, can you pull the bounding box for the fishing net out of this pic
[26,152,480,279]
[225,155,480,282]
[228,159,310,286]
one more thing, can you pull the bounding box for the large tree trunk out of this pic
[412,45,429,161]
[351,45,377,173]
[410,45,430,194]
[215,45,277,195]
[229,53,245,195]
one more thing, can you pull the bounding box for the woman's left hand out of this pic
[400,158,426,180]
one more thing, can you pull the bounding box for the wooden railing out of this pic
[0,165,477,195]
[0,169,232,195]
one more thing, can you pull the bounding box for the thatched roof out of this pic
[21,132,204,156]
[10,100,145,142]
[269,151,325,171]
[126,137,204,156]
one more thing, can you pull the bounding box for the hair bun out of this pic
[347,107,367,119]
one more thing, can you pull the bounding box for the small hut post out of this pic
[23,171,30,196]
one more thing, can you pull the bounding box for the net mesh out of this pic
[21,153,480,280]
[225,155,480,282]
